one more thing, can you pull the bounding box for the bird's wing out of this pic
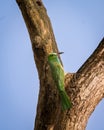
[54,62,65,90]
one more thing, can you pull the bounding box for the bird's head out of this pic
[48,53,57,61]
[48,52,64,63]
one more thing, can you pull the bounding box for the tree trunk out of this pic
[16,0,104,130]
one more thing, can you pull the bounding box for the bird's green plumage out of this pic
[48,53,71,110]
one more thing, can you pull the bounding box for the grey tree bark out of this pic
[16,0,104,130]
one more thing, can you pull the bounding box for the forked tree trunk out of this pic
[16,0,104,130]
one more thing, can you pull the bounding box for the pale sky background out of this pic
[0,0,104,130]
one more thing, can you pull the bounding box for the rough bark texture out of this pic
[16,0,104,130]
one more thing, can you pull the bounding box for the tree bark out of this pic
[16,0,104,130]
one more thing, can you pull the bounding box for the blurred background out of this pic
[0,0,104,129]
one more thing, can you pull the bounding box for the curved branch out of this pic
[54,38,104,130]
[16,0,64,129]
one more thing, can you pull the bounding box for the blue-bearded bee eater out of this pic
[48,53,71,110]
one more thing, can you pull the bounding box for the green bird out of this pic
[48,52,71,110]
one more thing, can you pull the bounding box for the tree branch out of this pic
[16,0,65,129]
[54,38,104,130]
[16,0,104,130]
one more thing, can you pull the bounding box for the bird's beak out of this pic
[58,52,64,55]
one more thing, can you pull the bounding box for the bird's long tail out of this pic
[59,90,71,110]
